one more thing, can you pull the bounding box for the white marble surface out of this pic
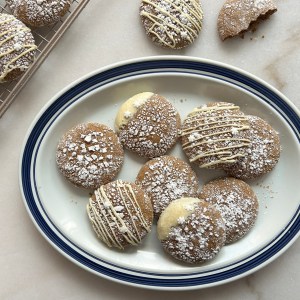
[0,0,300,299]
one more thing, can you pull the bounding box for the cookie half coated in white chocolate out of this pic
[136,155,200,218]
[157,197,226,264]
[115,92,181,158]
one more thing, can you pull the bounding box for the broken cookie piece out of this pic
[217,0,277,41]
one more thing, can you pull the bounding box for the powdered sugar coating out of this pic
[217,0,277,40]
[87,180,153,249]
[56,123,124,190]
[117,93,181,158]
[158,198,226,264]
[180,102,251,169]
[135,155,200,218]
[6,0,71,27]
[223,115,281,179]
[0,13,36,82]
[140,0,203,49]
[200,177,259,244]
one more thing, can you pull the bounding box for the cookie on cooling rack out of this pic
[0,13,36,83]
[6,0,71,27]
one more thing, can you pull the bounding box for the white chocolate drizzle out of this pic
[0,14,37,82]
[140,0,203,49]
[181,103,251,167]
[87,180,151,249]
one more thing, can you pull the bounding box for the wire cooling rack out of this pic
[0,0,90,117]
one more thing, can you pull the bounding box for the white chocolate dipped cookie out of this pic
[0,13,36,83]
[217,0,277,41]
[87,180,153,250]
[180,102,251,169]
[140,0,203,49]
[157,198,226,264]
[115,92,181,158]
[6,0,71,27]
[136,155,200,218]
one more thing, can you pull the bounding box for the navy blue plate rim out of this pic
[20,56,300,290]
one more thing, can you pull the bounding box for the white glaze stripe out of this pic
[181,124,249,141]
[124,184,151,232]
[182,105,250,167]
[182,116,247,132]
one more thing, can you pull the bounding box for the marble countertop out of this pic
[0,0,299,299]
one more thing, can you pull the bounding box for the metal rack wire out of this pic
[0,0,90,117]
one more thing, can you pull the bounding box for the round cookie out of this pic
[0,13,36,83]
[87,180,153,250]
[136,155,200,218]
[6,0,71,27]
[223,115,281,179]
[157,198,226,264]
[199,177,259,244]
[56,122,124,190]
[115,92,181,158]
[140,0,203,49]
[217,0,277,41]
[180,102,251,169]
